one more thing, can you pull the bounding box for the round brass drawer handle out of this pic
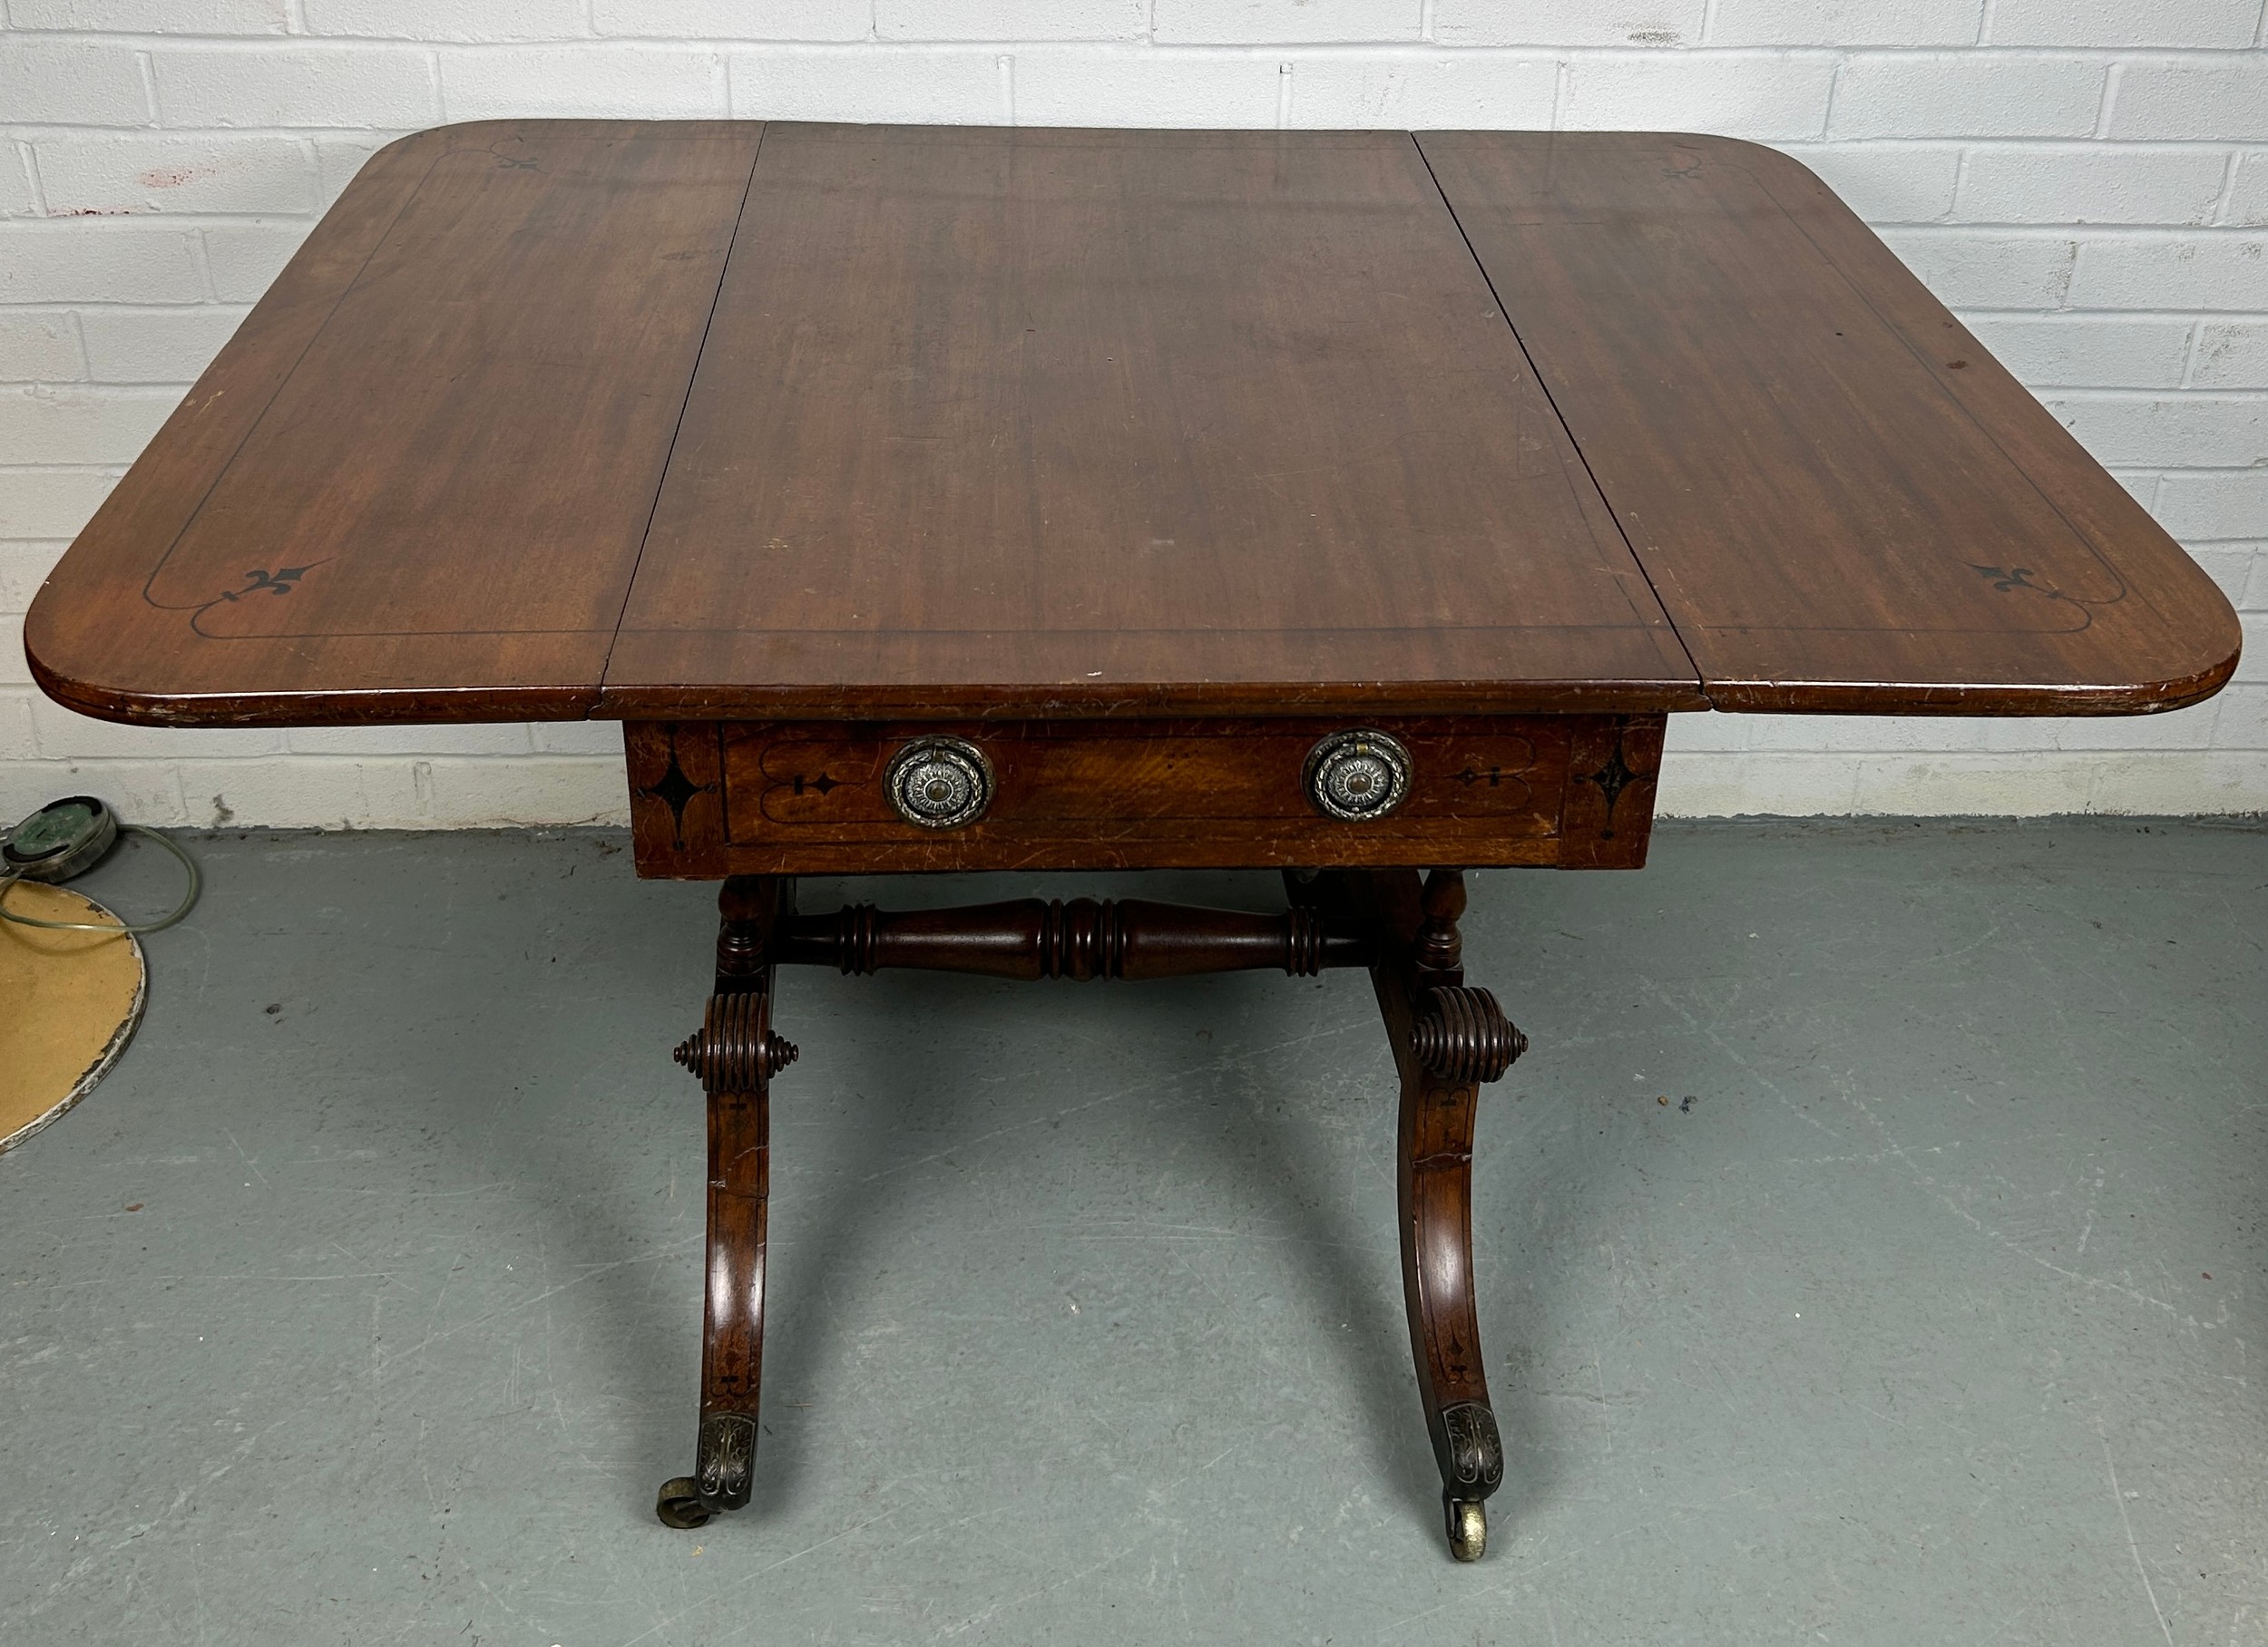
[1304,729,1412,821]
[885,736,993,830]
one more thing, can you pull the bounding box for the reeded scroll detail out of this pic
[673,991,797,1091]
[1412,986,1527,1084]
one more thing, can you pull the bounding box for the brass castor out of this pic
[655,1476,714,1531]
[1445,1496,1487,1563]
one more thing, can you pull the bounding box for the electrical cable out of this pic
[0,825,200,936]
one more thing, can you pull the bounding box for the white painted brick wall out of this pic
[3,3,2266,827]
[1432,2,1703,50]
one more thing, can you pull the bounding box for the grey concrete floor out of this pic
[3,821,2264,1645]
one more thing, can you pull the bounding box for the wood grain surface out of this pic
[26,120,759,725]
[1420,131,2240,716]
[605,124,1698,718]
[24,121,2240,731]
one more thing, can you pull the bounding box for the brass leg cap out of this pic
[656,1476,713,1531]
[1446,1496,1487,1563]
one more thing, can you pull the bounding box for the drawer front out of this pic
[625,715,1662,878]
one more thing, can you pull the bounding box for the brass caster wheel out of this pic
[1445,1496,1487,1563]
[656,1476,713,1531]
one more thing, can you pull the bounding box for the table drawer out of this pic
[625,716,1662,878]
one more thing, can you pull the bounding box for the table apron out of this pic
[623,715,1663,878]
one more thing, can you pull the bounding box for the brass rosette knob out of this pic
[1303,729,1413,821]
[885,736,993,830]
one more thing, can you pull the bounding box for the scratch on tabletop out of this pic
[1372,1484,1762,1638]
[934,1542,1143,1640]
[222,1127,270,1191]
[860,1018,1364,1186]
[2101,1427,2175,1646]
[2096,1433,2168,1647]
[376,1248,694,1376]
[1643,961,2190,1321]
[610,1511,897,1647]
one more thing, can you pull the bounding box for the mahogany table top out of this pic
[24,120,2239,728]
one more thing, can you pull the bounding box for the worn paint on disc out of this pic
[0,882,146,1155]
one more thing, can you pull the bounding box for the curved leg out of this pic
[1395,1040,1501,1561]
[1328,868,1523,1561]
[657,877,797,1530]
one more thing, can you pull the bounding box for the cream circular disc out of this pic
[0,882,147,1155]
